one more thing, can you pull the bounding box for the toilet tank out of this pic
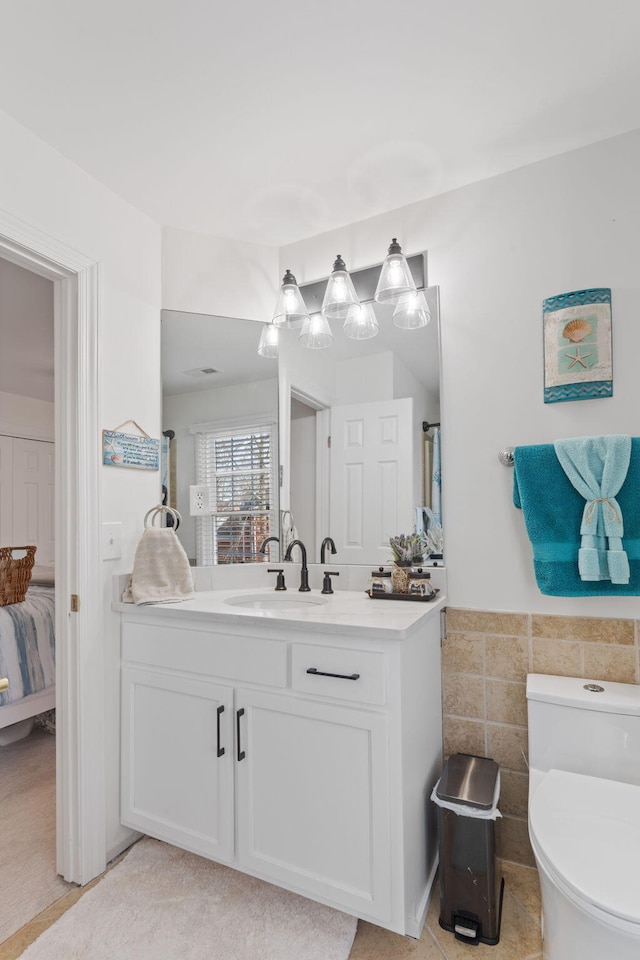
[527,674,640,786]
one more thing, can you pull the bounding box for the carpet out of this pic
[0,726,72,943]
[19,837,358,960]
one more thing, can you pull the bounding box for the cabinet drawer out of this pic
[122,622,287,687]
[291,643,386,705]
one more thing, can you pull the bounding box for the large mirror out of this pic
[279,285,441,567]
[161,286,440,567]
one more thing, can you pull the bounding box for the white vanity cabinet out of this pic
[120,596,444,937]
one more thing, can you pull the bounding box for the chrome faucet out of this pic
[283,539,310,592]
[259,536,280,560]
[320,537,337,564]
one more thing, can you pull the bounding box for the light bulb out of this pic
[392,291,431,329]
[374,238,417,303]
[321,254,360,320]
[272,269,309,328]
[343,303,379,340]
[257,322,279,358]
[299,313,334,349]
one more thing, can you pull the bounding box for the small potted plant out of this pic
[389,533,423,593]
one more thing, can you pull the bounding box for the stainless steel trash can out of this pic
[434,753,504,945]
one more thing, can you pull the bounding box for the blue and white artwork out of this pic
[543,288,612,403]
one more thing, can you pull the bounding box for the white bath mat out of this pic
[19,837,358,960]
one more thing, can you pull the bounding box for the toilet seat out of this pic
[529,769,640,929]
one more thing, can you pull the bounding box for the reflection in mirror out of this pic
[279,286,441,567]
[161,311,279,565]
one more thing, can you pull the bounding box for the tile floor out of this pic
[0,860,542,960]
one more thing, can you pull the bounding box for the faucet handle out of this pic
[321,571,340,595]
[268,568,287,591]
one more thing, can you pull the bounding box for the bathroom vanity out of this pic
[119,588,445,936]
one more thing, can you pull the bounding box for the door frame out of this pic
[0,210,104,884]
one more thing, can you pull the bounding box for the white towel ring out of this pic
[144,504,182,530]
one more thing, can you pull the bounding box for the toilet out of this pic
[527,673,640,960]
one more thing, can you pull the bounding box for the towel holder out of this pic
[498,448,515,467]
[144,504,182,530]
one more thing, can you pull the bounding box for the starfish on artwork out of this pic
[564,347,593,369]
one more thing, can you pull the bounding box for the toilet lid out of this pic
[530,769,640,925]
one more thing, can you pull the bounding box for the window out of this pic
[194,421,277,565]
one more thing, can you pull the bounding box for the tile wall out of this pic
[442,608,640,865]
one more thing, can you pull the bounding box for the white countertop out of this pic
[114,587,447,640]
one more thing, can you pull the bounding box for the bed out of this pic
[0,570,55,741]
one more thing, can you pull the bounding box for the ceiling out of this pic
[1,1,640,247]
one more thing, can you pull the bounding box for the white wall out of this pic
[162,226,278,321]
[163,378,278,560]
[0,258,54,404]
[0,106,162,858]
[280,129,640,618]
[335,352,394,404]
[0,391,54,441]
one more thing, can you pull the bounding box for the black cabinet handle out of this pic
[216,705,225,758]
[306,667,360,681]
[236,708,245,761]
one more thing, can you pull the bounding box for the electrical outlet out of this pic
[189,485,211,515]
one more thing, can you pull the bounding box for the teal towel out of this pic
[513,439,640,596]
[554,435,631,584]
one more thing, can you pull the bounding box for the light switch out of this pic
[101,522,122,560]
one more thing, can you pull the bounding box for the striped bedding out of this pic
[0,585,55,706]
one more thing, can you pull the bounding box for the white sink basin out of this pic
[224,592,328,611]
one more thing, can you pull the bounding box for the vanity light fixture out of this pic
[321,255,361,320]
[272,269,310,329]
[257,320,279,358]
[374,238,417,303]
[258,242,426,354]
[392,290,431,329]
[343,302,379,340]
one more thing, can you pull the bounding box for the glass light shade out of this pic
[272,269,309,329]
[374,238,417,303]
[343,302,379,340]
[257,321,279,358]
[299,313,334,349]
[321,255,360,320]
[392,290,431,329]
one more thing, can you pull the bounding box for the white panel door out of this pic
[0,436,13,546]
[236,689,392,924]
[330,398,413,564]
[12,437,55,563]
[121,666,234,863]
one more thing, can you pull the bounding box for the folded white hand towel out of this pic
[123,528,195,605]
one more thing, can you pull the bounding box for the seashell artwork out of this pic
[562,318,592,342]
[543,288,612,404]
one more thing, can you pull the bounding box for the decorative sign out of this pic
[102,428,159,470]
[543,288,613,403]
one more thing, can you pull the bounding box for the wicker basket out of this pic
[0,546,37,606]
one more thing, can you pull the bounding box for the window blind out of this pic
[195,423,276,565]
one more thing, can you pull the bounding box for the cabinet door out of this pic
[121,666,234,863]
[235,689,391,924]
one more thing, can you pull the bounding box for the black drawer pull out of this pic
[236,708,245,761]
[216,705,225,757]
[306,667,360,681]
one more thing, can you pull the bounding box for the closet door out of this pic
[0,436,13,546]
[12,438,55,563]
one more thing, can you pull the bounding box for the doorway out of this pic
[0,213,103,886]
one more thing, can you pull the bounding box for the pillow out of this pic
[30,564,55,586]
